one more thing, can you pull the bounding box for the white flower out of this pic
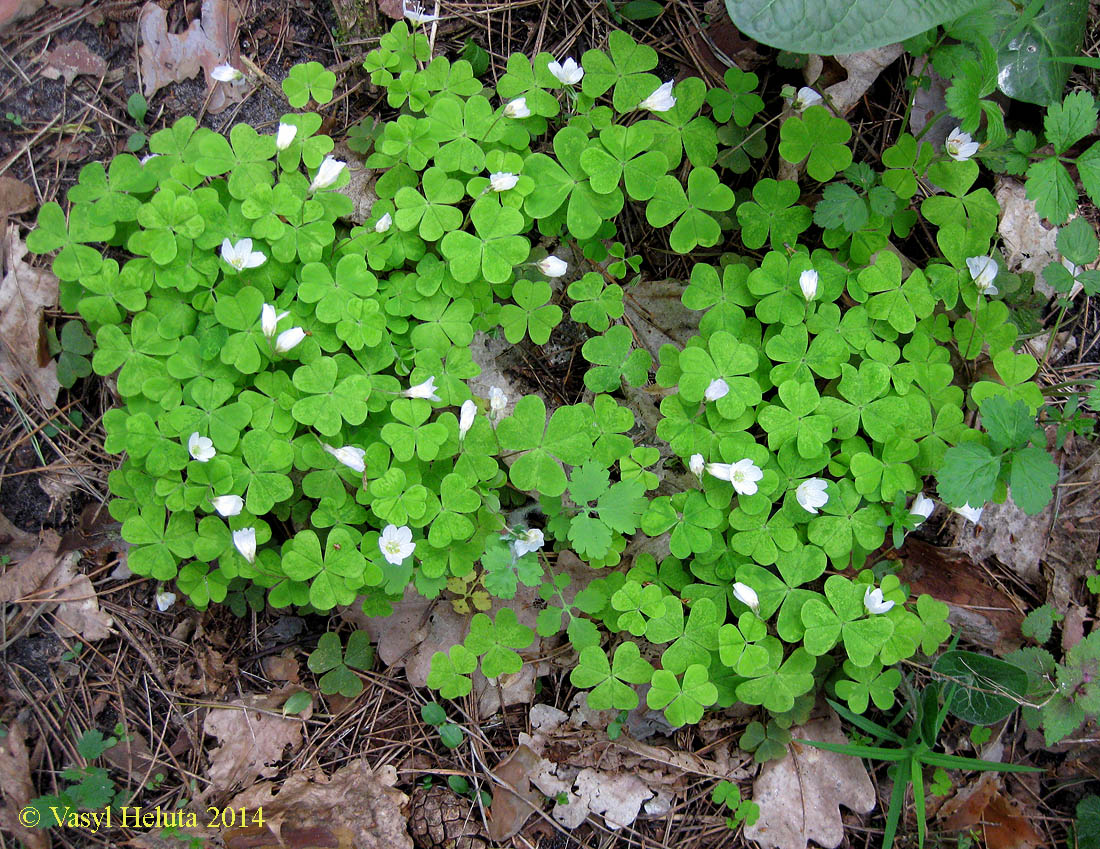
[863,586,895,615]
[548,57,584,85]
[704,378,729,402]
[489,171,519,192]
[459,399,477,439]
[796,478,829,514]
[966,255,999,296]
[188,432,215,462]
[946,127,980,162]
[155,590,177,611]
[402,0,438,24]
[504,97,531,119]
[232,527,257,564]
[379,524,416,565]
[323,443,366,473]
[799,269,819,301]
[309,156,346,192]
[910,492,934,526]
[405,376,441,401]
[732,582,760,613]
[538,255,568,277]
[706,458,763,496]
[639,80,676,112]
[211,64,243,83]
[140,153,160,165]
[274,327,305,353]
[220,237,266,270]
[793,87,822,110]
[689,453,705,476]
[513,528,544,557]
[488,386,508,418]
[275,122,297,151]
[260,303,289,339]
[953,502,984,524]
[210,495,244,517]
[375,212,393,233]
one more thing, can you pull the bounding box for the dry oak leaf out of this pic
[744,707,876,849]
[822,45,905,116]
[0,719,47,849]
[487,744,545,842]
[202,689,306,792]
[0,530,113,641]
[138,0,243,114]
[939,773,1045,849]
[0,176,36,216]
[0,224,59,408]
[41,40,107,85]
[223,760,412,849]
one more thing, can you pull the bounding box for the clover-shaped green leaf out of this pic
[497,396,593,496]
[737,178,812,250]
[581,325,652,392]
[427,645,478,698]
[571,642,654,711]
[282,61,337,108]
[778,106,853,182]
[500,279,563,344]
[647,664,717,728]
[464,608,536,679]
[646,167,735,254]
[581,30,660,111]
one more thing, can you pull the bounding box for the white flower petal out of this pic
[538,255,568,277]
[732,582,759,612]
[459,399,477,439]
[548,57,584,85]
[211,64,243,82]
[795,478,829,514]
[210,495,244,517]
[488,171,519,192]
[794,87,822,110]
[512,528,544,557]
[863,586,894,615]
[275,122,298,150]
[380,524,416,565]
[404,376,441,401]
[309,156,346,192]
[504,97,531,118]
[639,80,676,112]
[704,378,729,402]
[799,269,819,301]
[188,432,215,462]
[274,327,305,353]
[232,527,257,563]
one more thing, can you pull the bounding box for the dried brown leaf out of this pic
[898,538,1024,654]
[138,0,243,114]
[744,707,876,849]
[224,760,411,849]
[0,719,47,849]
[0,531,111,639]
[202,690,305,792]
[940,774,1045,849]
[0,224,59,408]
[823,45,905,115]
[0,0,42,30]
[51,551,114,640]
[41,40,107,85]
[487,744,544,842]
[0,176,35,217]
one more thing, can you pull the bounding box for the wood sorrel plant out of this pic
[28,22,1057,732]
